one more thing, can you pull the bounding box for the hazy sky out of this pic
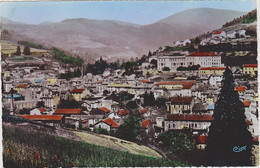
[0,0,257,25]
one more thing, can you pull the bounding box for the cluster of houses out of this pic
[1,40,258,165]
[173,29,255,47]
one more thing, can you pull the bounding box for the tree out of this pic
[36,101,45,108]
[15,46,21,56]
[194,37,201,45]
[57,99,81,109]
[23,46,31,55]
[103,90,109,96]
[162,67,170,71]
[157,131,195,153]
[150,59,157,67]
[116,116,141,141]
[143,92,155,106]
[154,97,167,107]
[205,67,252,166]
[118,91,134,101]
[95,128,109,135]
[148,51,152,57]
[126,100,137,110]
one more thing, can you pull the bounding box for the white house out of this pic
[164,114,213,134]
[212,31,226,39]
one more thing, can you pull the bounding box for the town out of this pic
[1,6,258,167]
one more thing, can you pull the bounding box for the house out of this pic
[108,112,124,125]
[212,31,226,39]
[193,103,208,114]
[71,89,88,101]
[164,114,213,134]
[141,119,151,134]
[166,97,193,114]
[19,115,63,127]
[99,107,110,113]
[30,108,48,115]
[243,64,257,77]
[226,31,236,39]
[94,117,119,134]
[14,84,29,92]
[154,117,165,137]
[199,67,226,77]
[139,109,152,118]
[196,135,208,149]
[53,109,82,116]
[252,137,259,166]
[208,75,223,87]
[117,109,130,117]
[183,39,191,46]
[156,81,196,97]
[235,86,246,95]
[47,78,57,85]
[42,95,60,108]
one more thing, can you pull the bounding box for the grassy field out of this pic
[0,40,49,56]
[74,131,162,158]
[3,124,189,167]
[9,56,36,61]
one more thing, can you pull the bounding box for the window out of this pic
[195,123,197,127]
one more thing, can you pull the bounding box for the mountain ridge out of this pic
[1,8,246,61]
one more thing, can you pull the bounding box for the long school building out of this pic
[157,52,222,71]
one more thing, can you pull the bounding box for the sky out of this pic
[0,0,257,25]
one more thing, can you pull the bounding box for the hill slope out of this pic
[73,131,162,158]
[3,123,189,167]
[1,8,245,61]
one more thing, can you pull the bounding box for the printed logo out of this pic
[233,145,247,152]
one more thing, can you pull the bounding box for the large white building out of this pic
[157,55,186,71]
[157,52,222,71]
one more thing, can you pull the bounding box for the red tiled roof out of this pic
[167,114,213,121]
[118,109,130,116]
[244,64,257,68]
[213,31,222,35]
[196,135,208,144]
[19,115,63,121]
[235,86,246,92]
[99,107,110,113]
[142,120,150,128]
[104,118,119,128]
[243,101,251,107]
[38,108,47,112]
[171,97,192,103]
[16,84,28,88]
[140,109,149,114]
[188,52,219,57]
[253,137,258,143]
[82,120,88,123]
[200,67,226,70]
[71,89,85,93]
[54,109,82,114]
[246,120,253,125]
[141,80,151,83]
[156,81,196,89]
[97,80,103,83]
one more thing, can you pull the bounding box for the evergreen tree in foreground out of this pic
[205,67,252,166]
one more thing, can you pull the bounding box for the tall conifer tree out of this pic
[205,67,252,166]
